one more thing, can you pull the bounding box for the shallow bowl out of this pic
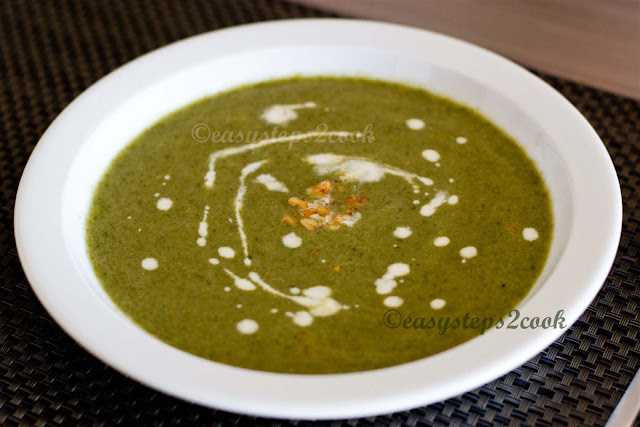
[14,19,622,419]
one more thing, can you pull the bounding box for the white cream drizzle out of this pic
[222,268,256,291]
[260,102,316,125]
[456,136,467,144]
[420,191,448,217]
[374,263,410,295]
[254,174,289,192]
[235,160,267,265]
[248,272,345,317]
[204,131,354,188]
[190,105,474,332]
[305,153,433,192]
[196,205,210,247]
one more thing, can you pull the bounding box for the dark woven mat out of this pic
[1,1,638,425]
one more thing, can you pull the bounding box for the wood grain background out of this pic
[293,0,640,99]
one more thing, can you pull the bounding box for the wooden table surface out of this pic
[294,0,640,99]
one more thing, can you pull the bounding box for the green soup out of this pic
[87,77,552,373]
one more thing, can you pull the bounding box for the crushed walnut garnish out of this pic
[283,180,367,231]
[282,215,295,225]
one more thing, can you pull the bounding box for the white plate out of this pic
[14,19,622,419]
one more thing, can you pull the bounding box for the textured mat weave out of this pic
[1,1,639,425]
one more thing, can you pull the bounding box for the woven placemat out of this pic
[1,1,638,425]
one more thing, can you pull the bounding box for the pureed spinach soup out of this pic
[87,77,552,374]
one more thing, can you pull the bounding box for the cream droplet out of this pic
[384,296,404,307]
[237,319,259,334]
[456,136,467,144]
[292,311,314,327]
[430,298,446,309]
[393,227,412,239]
[434,237,450,247]
[422,149,440,162]
[460,246,477,259]
[523,227,539,241]
[261,102,316,125]
[282,232,302,248]
[406,118,425,130]
[156,197,173,210]
[375,263,411,295]
[420,191,448,217]
[141,258,158,270]
[218,247,235,258]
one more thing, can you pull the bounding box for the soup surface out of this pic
[87,77,552,373]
